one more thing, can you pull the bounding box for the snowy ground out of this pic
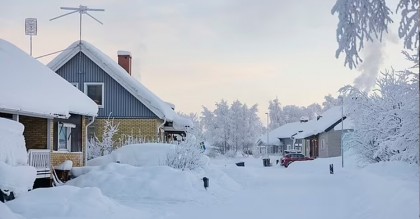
[3,152,418,219]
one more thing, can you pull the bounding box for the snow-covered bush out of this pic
[88,143,175,167]
[88,118,119,160]
[117,134,146,148]
[165,135,206,171]
[0,118,36,198]
[342,70,419,164]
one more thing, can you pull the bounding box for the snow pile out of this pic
[0,162,36,197]
[67,163,240,204]
[0,202,24,219]
[0,39,98,118]
[0,118,27,165]
[54,160,73,171]
[88,143,176,166]
[0,118,36,197]
[6,186,148,219]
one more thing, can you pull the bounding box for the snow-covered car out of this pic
[280,153,313,168]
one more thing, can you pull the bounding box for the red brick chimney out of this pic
[117,51,132,75]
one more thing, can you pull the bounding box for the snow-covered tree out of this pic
[342,70,419,164]
[165,134,206,171]
[178,112,204,142]
[282,105,307,123]
[268,98,285,129]
[332,0,419,69]
[88,118,119,160]
[321,94,341,111]
[201,100,262,155]
[305,103,323,119]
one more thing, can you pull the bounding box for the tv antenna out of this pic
[50,5,104,43]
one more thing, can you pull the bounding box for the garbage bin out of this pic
[236,162,245,167]
[202,177,209,190]
[0,190,14,203]
[262,158,270,167]
[54,169,70,182]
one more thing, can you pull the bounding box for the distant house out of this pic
[48,41,192,144]
[259,107,352,158]
[293,106,352,158]
[258,118,310,154]
[0,39,98,181]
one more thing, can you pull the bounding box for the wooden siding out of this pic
[319,130,342,158]
[55,52,159,119]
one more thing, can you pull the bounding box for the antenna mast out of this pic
[50,5,104,44]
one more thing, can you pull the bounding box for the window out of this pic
[58,122,75,151]
[84,83,104,107]
[71,83,79,89]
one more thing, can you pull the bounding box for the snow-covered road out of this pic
[143,157,418,219]
[4,155,418,219]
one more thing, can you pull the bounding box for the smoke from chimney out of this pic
[354,32,399,92]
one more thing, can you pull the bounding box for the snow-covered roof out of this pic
[0,39,98,118]
[260,121,309,145]
[259,106,350,144]
[294,106,347,139]
[47,40,192,129]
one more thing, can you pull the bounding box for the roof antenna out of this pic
[50,5,104,44]
[50,5,104,73]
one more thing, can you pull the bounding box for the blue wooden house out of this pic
[48,41,191,144]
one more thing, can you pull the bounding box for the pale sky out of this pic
[1,0,410,121]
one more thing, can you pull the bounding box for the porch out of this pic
[27,149,84,179]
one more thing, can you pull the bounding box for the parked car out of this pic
[280,153,313,168]
[283,149,300,155]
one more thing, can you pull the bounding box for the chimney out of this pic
[299,116,309,123]
[117,50,132,75]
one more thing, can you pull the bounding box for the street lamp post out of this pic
[340,96,344,168]
[265,112,269,157]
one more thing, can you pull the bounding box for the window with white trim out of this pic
[84,83,104,107]
[58,122,75,151]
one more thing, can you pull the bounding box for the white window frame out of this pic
[84,82,104,108]
[57,122,75,152]
[71,83,79,89]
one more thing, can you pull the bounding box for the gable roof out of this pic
[47,41,191,129]
[294,106,347,139]
[260,106,349,144]
[0,39,98,118]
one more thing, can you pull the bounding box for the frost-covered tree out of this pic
[341,70,419,164]
[332,0,419,69]
[282,105,307,123]
[165,134,206,171]
[305,103,323,119]
[178,112,204,142]
[88,118,119,160]
[201,100,262,155]
[268,98,285,129]
[321,94,341,111]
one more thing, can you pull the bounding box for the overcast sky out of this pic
[1,0,410,121]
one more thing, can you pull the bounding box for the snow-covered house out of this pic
[257,118,310,154]
[293,106,352,158]
[258,107,352,158]
[0,39,98,180]
[47,41,192,143]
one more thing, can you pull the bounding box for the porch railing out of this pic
[27,149,51,178]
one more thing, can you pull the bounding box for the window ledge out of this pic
[52,151,83,154]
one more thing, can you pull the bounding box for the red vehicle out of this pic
[280,153,313,168]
